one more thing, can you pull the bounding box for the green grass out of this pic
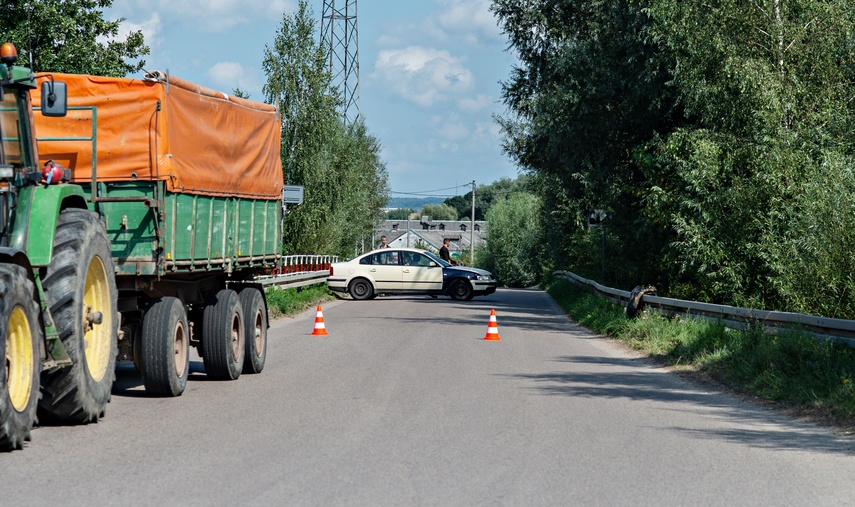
[547,278,855,428]
[265,284,334,319]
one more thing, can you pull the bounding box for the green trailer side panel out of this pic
[96,182,159,276]
[97,182,281,276]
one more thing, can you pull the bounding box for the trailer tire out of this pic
[140,297,189,396]
[239,289,267,374]
[0,265,41,451]
[39,209,117,423]
[202,290,244,380]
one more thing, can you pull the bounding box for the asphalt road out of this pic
[3,288,854,506]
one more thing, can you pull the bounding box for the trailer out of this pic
[0,42,284,450]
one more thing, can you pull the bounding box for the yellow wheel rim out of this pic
[83,256,112,382]
[7,305,35,413]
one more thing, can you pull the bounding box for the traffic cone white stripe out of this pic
[311,305,328,335]
[483,309,501,341]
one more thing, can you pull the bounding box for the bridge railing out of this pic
[554,270,855,349]
[255,255,339,290]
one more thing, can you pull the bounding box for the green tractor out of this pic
[1,43,117,451]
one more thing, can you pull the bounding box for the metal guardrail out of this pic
[554,270,855,349]
[254,255,338,290]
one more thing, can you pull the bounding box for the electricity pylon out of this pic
[320,0,360,123]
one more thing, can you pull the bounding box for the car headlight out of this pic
[477,275,492,281]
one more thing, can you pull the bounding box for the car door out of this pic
[366,250,403,291]
[401,252,443,292]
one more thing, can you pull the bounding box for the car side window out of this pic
[413,253,431,267]
[376,251,398,265]
[360,255,373,265]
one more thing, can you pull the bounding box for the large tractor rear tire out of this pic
[39,209,117,423]
[239,288,267,374]
[0,264,41,451]
[202,289,244,380]
[140,297,189,396]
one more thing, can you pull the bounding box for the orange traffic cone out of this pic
[483,309,501,341]
[311,305,328,336]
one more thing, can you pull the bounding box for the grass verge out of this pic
[265,284,334,319]
[547,278,855,431]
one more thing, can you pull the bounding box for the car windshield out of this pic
[421,250,450,267]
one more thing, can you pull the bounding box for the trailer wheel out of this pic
[140,298,189,396]
[239,288,267,374]
[0,265,41,451]
[202,290,244,380]
[39,209,117,423]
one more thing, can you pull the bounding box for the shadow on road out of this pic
[504,355,855,456]
[112,360,210,398]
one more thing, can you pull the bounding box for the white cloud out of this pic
[112,0,292,32]
[458,94,492,112]
[436,0,502,42]
[374,47,474,107]
[206,62,261,95]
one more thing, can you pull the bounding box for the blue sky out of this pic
[104,0,520,201]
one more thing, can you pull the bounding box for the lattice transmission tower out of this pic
[320,0,360,123]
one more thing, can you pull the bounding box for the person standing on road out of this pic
[439,238,454,264]
[379,235,390,249]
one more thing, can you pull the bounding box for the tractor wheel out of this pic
[0,264,41,451]
[239,288,267,374]
[39,209,117,423]
[140,297,189,396]
[202,290,244,380]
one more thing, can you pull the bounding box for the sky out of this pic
[104,0,521,202]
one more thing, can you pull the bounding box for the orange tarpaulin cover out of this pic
[32,72,283,200]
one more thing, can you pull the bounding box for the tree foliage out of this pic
[493,0,855,317]
[480,192,543,288]
[0,0,148,76]
[263,1,388,258]
[420,203,458,221]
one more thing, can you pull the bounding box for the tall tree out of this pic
[0,0,148,76]
[263,0,388,257]
[481,192,543,287]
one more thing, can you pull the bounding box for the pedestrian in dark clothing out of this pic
[439,238,453,264]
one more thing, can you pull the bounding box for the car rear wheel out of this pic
[349,279,374,300]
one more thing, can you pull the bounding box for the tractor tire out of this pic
[239,288,267,374]
[0,264,42,451]
[140,297,189,396]
[202,289,244,380]
[39,209,117,423]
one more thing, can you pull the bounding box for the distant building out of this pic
[373,219,488,258]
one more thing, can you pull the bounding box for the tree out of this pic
[493,0,855,316]
[0,0,148,76]
[420,203,457,221]
[386,208,414,220]
[481,192,543,288]
[262,1,388,257]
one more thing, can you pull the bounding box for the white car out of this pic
[327,248,498,301]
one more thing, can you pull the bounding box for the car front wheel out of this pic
[449,279,473,301]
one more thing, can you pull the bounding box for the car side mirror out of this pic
[429,262,438,267]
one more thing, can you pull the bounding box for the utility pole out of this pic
[470,180,475,266]
[320,1,361,124]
